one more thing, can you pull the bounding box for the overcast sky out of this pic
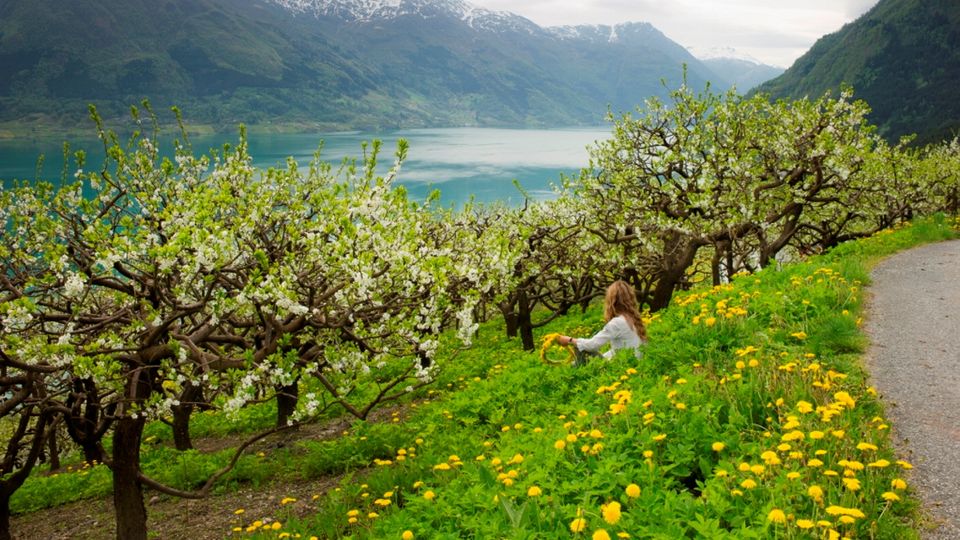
[470,0,881,68]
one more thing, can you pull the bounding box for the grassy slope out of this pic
[755,0,960,144]
[11,216,959,539]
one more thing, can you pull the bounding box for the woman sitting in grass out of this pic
[557,280,647,360]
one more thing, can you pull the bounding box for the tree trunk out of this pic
[0,491,10,540]
[171,383,203,451]
[112,415,148,540]
[499,299,519,338]
[517,290,535,351]
[65,378,108,464]
[650,234,703,312]
[711,245,722,287]
[111,354,158,540]
[46,424,61,470]
[725,245,735,280]
[276,379,300,428]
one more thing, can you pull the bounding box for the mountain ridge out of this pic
[0,0,752,133]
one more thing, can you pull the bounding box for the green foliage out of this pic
[755,0,960,144]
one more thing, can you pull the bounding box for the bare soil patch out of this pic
[11,403,408,539]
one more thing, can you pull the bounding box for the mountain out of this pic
[687,47,784,91]
[754,0,960,145]
[0,0,721,133]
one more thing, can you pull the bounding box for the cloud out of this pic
[471,0,881,67]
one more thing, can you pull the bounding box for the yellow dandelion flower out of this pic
[882,491,900,501]
[653,434,667,442]
[740,479,757,489]
[527,486,542,497]
[768,508,787,524]
[897,460,914,469]
[271,522,283,530]
[625,484,641,498]
[796,519,815,529]
[592,529,612,540]
[234,509,245,515]
[833,392,856,409]
[402,531,414,540]
[555,440,567,450]
[712,442,725,452]
[842,478,861,491]
[280,497,297,505]
[570,517,588,533]
[601,501,622,524]
[807,485,824,501]
[423,490,436,501]
[891,478,907,490]
[868,459,891,468]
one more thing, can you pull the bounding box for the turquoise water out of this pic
[0,127,611,205]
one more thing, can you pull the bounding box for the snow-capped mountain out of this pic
[0,0,726,130]
[687,46,765,66]
[270,0,541,33]
[686,46,784,91]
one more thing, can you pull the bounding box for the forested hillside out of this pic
[756,0,960,145]
[0,0,721,132]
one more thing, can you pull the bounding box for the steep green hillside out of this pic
[755,0,960,145]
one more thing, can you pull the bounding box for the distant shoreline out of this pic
[0,117,609,143]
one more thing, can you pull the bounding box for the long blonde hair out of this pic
[604,280,646,340]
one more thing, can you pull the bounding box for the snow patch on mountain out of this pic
[546,22,655,43]
[270,0,539,33]
[686,46,764,65]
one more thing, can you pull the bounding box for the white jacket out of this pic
[575,315,644,359]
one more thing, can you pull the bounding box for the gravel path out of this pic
[864,239,960,539]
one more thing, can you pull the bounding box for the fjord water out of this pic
[0,127,610,205]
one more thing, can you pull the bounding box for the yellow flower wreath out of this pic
[539,333,575,365]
